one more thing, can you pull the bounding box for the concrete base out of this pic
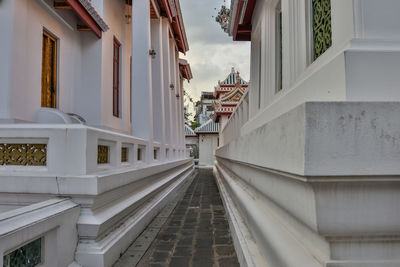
[0,199,80,267]
[214,166,269,267]
[216,102,400,267]
[75,162,194,267]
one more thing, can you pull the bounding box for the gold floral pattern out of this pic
[0,144,47,166]
[97,145,109,164]
[313,0,332,59]
[121,147,128,162]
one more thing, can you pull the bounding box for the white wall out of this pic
[101,0,132,133]
[1,0,81,122]
[198,134,218,166]
[185,136,199,146]
[345,51,400,101]
[75,33,103,126]
[219,115,230,132]
[243,0,400,135]
[216,102,400,267]
[0,0,135,135]
[354,0,400,39]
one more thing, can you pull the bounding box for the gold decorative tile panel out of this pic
[0,144,47,166]
[121,147,128,162]
[98,145,109,164]
[313,0,332,59]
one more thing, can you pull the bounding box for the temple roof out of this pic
[220,86,246,102]
[213,68,248,122]
[218,67,248,86]
[215,67,248,99]
[195,119,219,134]
[185,124,197,137]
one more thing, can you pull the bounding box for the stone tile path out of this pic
[115,169,240,267]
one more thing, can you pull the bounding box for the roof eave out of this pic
[179,59,193,81]
[230,0,256,41]
[228,0,239,36]
[66,0,109,38]
[160,0,189,54]
[173,0,189,54]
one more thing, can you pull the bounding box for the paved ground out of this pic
[115,168,240,267]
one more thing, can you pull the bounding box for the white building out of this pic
[194,91,216,125]
[216,0,400,267]
[0,0,192,266]
[184,123,198,158]
[195,119,219,167]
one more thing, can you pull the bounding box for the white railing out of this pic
[220,90,249,147]
[0,124,186,176]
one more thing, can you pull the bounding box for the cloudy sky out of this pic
[179,0,250,112]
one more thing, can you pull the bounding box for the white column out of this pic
[180,78,185,151]
[0,0,14,121]
[174,50,180,151]
[161,19,172,157]
[176,57,183,157]
[177,78,182,157]
[175,58,180,155]
[169,40,178,156]
[131,0,153,162]
[151,19,166,161]
[177,80,183,156]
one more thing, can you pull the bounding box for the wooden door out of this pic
[41,31,57,108]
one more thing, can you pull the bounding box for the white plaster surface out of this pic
[198,134,219,167]
[0,199,80,267]
[0,0,191,266]
[216,102,400,267]
[220,1,400,266]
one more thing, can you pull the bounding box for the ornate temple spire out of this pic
[235,71,241,87]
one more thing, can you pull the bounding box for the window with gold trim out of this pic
[113,37,121,117]
[97,145,109,164]
[41,30,57,108]
[121,147,128,162]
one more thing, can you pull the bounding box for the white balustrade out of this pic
[219,90,249,147]
[0,124,184,176]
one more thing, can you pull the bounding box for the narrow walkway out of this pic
[117,169,240,267]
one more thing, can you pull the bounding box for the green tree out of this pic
[191,121,200,130]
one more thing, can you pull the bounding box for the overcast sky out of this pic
[180,0,250,112]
